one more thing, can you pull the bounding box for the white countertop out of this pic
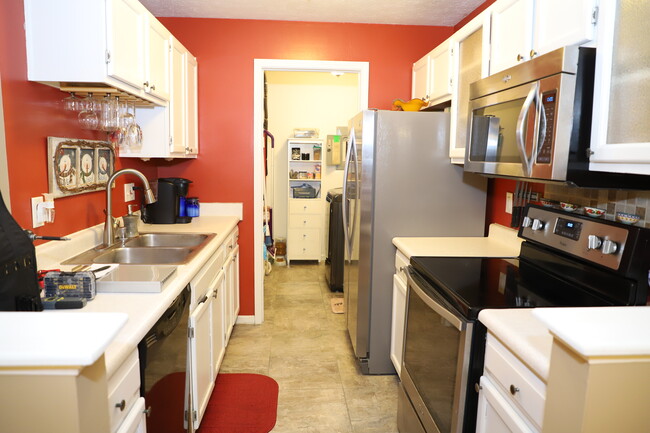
[0,312,127,367]
[33,215,239,376]
[479,309,553,381]
[393,224,522,258]
[533,307,650,358]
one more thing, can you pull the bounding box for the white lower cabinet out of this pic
[224,242,240,342]
[188,293,215,429]
[390,249,410,377]
[476,334,545,433]
[116,397,147,433]
[390,274,406,377]
[108,349,142,433]
[211,269,227,378]
[476,376,535,433]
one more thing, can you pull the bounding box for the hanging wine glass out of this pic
[62,92,81,111]
[77,93,98,130]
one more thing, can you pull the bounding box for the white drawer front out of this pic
[289,213,321,229]
[107,350,141,433]
[484,335,546,430]
[289,199,320,215]
[192,248,223,306]
[287,228,320,258]
[394,249,409,285]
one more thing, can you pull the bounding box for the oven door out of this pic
[465,73,574,181]
[400,266,474,433]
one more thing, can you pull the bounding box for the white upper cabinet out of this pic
[489,0,598,74]
[24,0,171,105]
[145,17,172,101]
[106,0,146,91]
[589,0,650,175]
[411,55,430,101]
[126,37,198,159]
[449,12,491,164]
[428,39,453,105]
[489,0,535,74]
[411,39,452,106]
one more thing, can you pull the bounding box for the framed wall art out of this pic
[47,137,115,198]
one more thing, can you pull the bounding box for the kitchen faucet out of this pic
[103,169,156,248]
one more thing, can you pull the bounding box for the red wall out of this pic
[0,0,157,241]
[155,18,454,315]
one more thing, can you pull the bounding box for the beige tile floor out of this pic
[219,262,399,433]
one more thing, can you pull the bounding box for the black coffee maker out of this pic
[142,177,193,224]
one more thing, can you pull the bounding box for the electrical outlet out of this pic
[505,192,513,214]
[31,196,44,228]
[124,183,135,202]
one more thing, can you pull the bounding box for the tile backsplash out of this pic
[543,184,650,228]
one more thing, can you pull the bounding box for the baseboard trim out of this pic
[235,315,256,325]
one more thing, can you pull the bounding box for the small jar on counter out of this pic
[186,197,200,217]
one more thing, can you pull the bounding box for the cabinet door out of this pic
[449,12,491,164]
[533,0,597,56]
[411,54,430,101]
[588,0,650,174]
[170,38,187,154]
[232,245,240,320]
[186,54,199,155]
[476,376,537,433]
[106,0,145,90]
[390,274,407,377]
[146,16,171,101]
[428,39,452,105]
[211,271,226,377]
[490,0,534,74]
[116,397,147,433]
[188,295,214,429]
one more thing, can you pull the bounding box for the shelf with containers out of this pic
[288,139,323,199]
[287,139,323,264]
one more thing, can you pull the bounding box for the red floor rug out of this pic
[198,373,279,433]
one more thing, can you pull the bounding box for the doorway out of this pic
[252,60,369,324]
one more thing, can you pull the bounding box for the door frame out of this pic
[252,59,369,324]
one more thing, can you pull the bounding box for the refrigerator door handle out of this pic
[342,129,356,260]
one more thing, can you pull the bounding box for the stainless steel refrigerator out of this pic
[342,110,487,375]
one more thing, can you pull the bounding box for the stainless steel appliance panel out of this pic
[343,110,487,374]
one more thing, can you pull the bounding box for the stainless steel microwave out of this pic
[464,46,646,189]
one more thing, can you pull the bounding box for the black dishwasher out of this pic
[138,285,190,433]
[326,188,344,291]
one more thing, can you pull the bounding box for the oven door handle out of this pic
[406,266,465,331]
[515,82,539,177]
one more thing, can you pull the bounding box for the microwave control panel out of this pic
[536,89,557,164]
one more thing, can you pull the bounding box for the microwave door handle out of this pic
[516,83,538,177]
[533,96,547,166]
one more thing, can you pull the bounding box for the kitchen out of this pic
[2,0,650,432]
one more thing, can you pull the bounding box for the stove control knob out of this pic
[602,239,618,255]
[531,219,545,231]
[587,235,602,250]
[522,216,532,228]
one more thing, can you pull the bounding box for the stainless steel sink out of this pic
[124,233,209,248]
[92,247,194,264]
[62,232,216,265]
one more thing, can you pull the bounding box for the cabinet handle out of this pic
[144,406,152,417]
[509,384,520,395]
[303,220,307,224]
[115,399,126,411]
[516,54,524,61]
[150,84,156,91]
[475,383,482,393]
[529,49,538,58]
[143,81,149,88]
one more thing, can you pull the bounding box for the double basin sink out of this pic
[63,232,216,265]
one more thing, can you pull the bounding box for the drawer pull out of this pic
[475,383,482,393]
[509,384,520,395]
[115,399,126,411]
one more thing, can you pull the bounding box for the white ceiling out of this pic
[139,0,485,26]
